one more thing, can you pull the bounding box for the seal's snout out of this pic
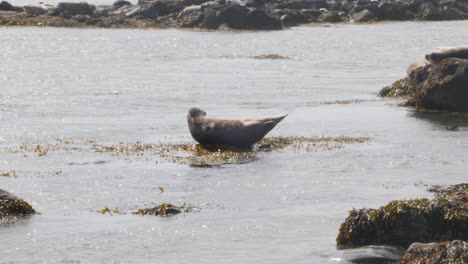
[188,107,206,118]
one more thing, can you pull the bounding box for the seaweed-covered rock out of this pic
[0,189,36,220]
[411,58,468,112]
[336,183,468,249]
[0,1,15,11]
[378,77,414,98]
[132,203,193,216]
[398,240,468,264]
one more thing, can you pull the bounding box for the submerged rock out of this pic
[0,189,36,221]
[399,240,468,264]
[336,183,468,249]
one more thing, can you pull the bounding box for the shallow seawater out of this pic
[0,21,468,263]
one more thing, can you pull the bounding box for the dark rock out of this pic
[267,0,327,11]
[417,2,442,20]
[411,58,468,112]
[113,0,132,8]
[53,2,96,17]
[375,2,413,21]
[352,9,376,22]
[337,183,468,248]
[216,5,249,28]
[398,240,468,264]
[182,0,212,6]
[0,1,15,11]
[379,77,414,98]
[125,1,167,19]
[318,11,342,22]
[244,8,282,29]
[280,10,309,27]
[0,189,36,221]
[199,9,220,29]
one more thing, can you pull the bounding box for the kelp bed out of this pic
[5,136,371,167]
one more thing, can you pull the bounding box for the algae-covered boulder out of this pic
[398,240,468,264]
[410,58,468,112]
[378,77,414,98]
[336,183,468,249]
[0,189,36,221]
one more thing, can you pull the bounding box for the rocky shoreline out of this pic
[1,0,468,30]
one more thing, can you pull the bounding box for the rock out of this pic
[268,0,327,10]
[379,77,414,98]
[178,8,204,27]
[410,58,468,112]
[337,183,468,249]
[125,1,165,19]
[352,9,376,22]
[244,8,282,29]
[216,4,249,28]
[417,2,442,21]
[318,11,342,22]
[398,240,468,264]
[0,1,15,11]
[375,2,413,21]
[199,9,220,28]
[0,189,36,221]
[113,0,131,8]
[53,2,96,17]
[280,10,309,27]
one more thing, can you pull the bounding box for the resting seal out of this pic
[425,47,468,64]
[187,107,287,149]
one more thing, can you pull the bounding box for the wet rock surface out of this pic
[398,240,468,264]
[1,0,468,30]
[0,189,36,222]
[380,47,468,113]
[336,183,468,249]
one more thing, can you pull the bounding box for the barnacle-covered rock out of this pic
[398,240,468,264]
[336,183,467,248]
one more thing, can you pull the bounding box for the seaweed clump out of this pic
[252,54,291,60]
[0,189,36,222]
[399,240,468,264]
[336,183,467,249]
[132,203,194,217]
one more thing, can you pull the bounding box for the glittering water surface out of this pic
[1,22,468,264]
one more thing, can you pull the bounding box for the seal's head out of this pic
[188,107,206,119]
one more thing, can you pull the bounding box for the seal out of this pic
[187,107,287,149]
[425,47,468,64]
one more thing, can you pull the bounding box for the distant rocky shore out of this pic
[1,0,468,30]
